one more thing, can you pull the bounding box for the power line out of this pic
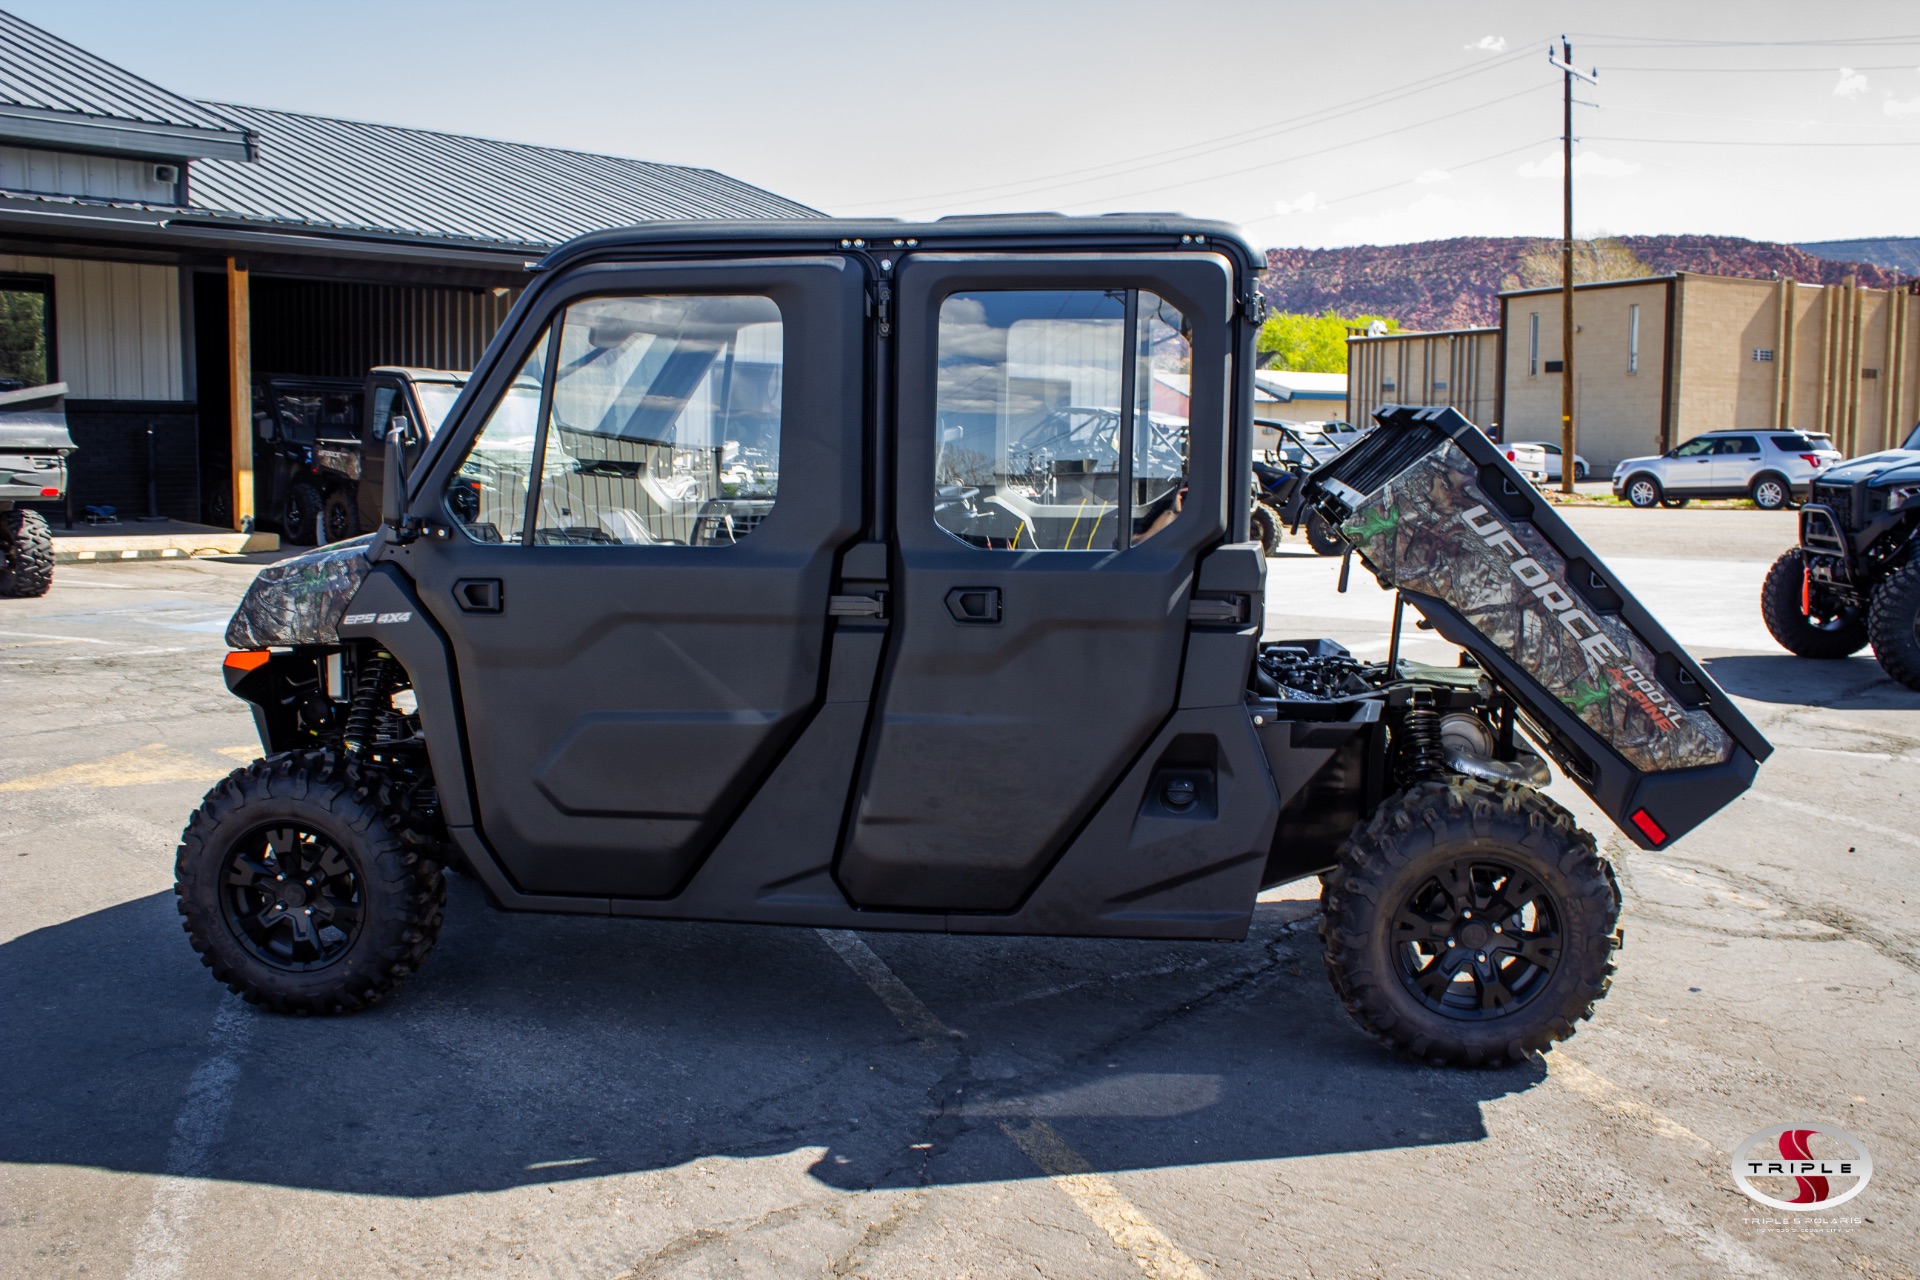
[1602,62,1920,71]
[1240,138,1557,226]
[996,84,1553,215]
[1585,135,1920,146]
[1567,33,1920,48]
[846,44,1542,209]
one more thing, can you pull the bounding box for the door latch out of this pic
[829,591,888,619]
[454,578,503,613]
[945,587,1002,625]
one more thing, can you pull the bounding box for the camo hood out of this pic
[225,535,376,650]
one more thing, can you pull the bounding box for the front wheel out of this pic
[281,483,321,546]
[1573,461,1589,481]
[1623,474,1662,508]
[1250,504,1278,557]
[1320,780,1620,1066]
[1868,562,1920,691]
[1750,473,1793,511]
[175,752,445,1014]
[1760,548,1867,658]
[318,487,358,545]
[0,507,54,597]
[1305,509,1345,556]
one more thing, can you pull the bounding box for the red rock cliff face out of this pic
[1260,235,1905,331]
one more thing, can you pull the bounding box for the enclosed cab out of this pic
[181,218,1770,1065]
[0,380,72,597]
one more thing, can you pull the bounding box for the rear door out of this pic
[838,253,1236,913]
[400,257,866,898]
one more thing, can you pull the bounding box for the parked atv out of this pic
[1762,422,1920,688]
[1250,419,1346,556]
[0,381,72,598]
[178,218,1769,1066]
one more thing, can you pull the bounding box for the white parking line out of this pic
[123,1002,253,1280]
[816,929,1208,1280]
[1747,791,1920,850]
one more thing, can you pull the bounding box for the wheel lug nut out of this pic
[1493,924,1503,933]
[276,874,285,881]
[1462,909,1472,919]
[1477,953,1487,962]
[303,908,312,915]
[1446,939,1457,948]
[274,902,285,911]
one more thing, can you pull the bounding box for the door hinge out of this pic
[872,280,894,338]
[1242,291,1270,325]
[830,591,889,619]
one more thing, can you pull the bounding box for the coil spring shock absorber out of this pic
[1395,690,1447,784]
[341,650,396,755]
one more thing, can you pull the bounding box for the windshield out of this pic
[1905,422,1919,451]
[411,382,466,436]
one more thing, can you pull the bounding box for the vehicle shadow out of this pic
[1,881,1539,1197]
[1702,653,1912,709]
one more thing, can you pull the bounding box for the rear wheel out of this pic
[1320,780,1620,1066]
[0,508,54,597]
[1305,509,1345,556]
[1750,472,1792,511]
[1867,562,1920,691]
[1250,504,1278,557]
[1624,474,1661,508]
[318,488,358,545]
[281,483,321,546]
[175,752,445,1014]
[1760,548,1867,658]
[1573,460,1589,481]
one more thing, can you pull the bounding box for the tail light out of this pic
[39,487,59,497]
[1506,450,1516,461]
[1629,808,1668,846]
[1800,454,1822,467]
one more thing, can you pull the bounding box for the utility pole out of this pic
[1549,38,1597,494]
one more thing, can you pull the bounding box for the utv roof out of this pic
[534,214,1265,275]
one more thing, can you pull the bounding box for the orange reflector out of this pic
[223,650,271,672]
[1630,808,1667,845]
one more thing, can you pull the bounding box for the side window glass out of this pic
[446,330,549,544]
[933,289,1190,551]
[1673,438,1713,458]
[366,385,398,449]
[534,295,783,546]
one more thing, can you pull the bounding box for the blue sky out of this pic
[17,0,1920,247]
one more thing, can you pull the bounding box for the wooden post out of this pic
[227,257,253,531]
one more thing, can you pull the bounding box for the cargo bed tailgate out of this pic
[1305,405,1771,849]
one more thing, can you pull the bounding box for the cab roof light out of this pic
[223,650,271,672]
[1630,808,1667,846]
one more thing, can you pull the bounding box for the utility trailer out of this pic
[177,217,1769,1065]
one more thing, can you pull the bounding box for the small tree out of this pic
[1258,309,1397,373]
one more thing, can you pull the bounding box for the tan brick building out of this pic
[1348,273,1919,471]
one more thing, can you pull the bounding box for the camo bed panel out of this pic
[1338,441,1732,773]
[225,535,375,650]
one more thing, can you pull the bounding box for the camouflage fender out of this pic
[225,534,376,649]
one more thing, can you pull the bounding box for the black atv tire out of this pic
[1867,562,1920,691]
[1250,504,1279,557]
[175,751,445,1014]
[1319,779,1620,1067]
[1761,548,1868,659]
[1305,509,1345,556]
[318,487,358,545]
[0,507,55,598]
[281,483,321,546]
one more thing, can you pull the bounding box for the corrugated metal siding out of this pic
[189,103,819,249]
[0,253,181,399]
[249,278,521,379]
[0,10,242,132]
[0,144,178,201]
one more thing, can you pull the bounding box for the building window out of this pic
[1528,312,1539,377]
[1751,348,1774,363]
[1628,303,1640,374]
[0,276,54,388]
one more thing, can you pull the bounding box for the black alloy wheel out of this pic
[1251,503,1279,557]
[281,483,321,546]
[318,488,358,545]
[220,823,363,970]
[1305,509,1345,556]
[1760,548,1868,658]
[1390,856,1562,1018]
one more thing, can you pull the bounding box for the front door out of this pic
[1710,434,1762,494]
[358,377,408,534]
[401,257,866,898]
[839,253,1237,912]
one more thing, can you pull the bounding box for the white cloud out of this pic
[1464,35,1508,53]
[1271,192,1324,216]
[1885,95,1920,118]
[1414,169,1453,185]
[1517,150,1642,180]
[1833,67,1869,98]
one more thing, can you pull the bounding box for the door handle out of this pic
[455,578,503,613]
[946,586,1002,624]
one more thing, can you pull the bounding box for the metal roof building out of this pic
[0,8,819,532]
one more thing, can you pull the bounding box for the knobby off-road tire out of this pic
[1319,779,1621,1067]
[1305,509,1345,556]
[0,508,54,597]
[318,488,358,545]
[175,751,445,1014]
[281,483,321,546]
[1867,562,1920,691]
[1251,504,1279,557]
[1761,548,1868,659]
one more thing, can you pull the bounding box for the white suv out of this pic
[1611,430,1842,510]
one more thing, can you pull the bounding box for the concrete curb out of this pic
[53,531,281,563]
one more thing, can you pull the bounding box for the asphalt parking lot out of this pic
[3,506,1915,1280]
